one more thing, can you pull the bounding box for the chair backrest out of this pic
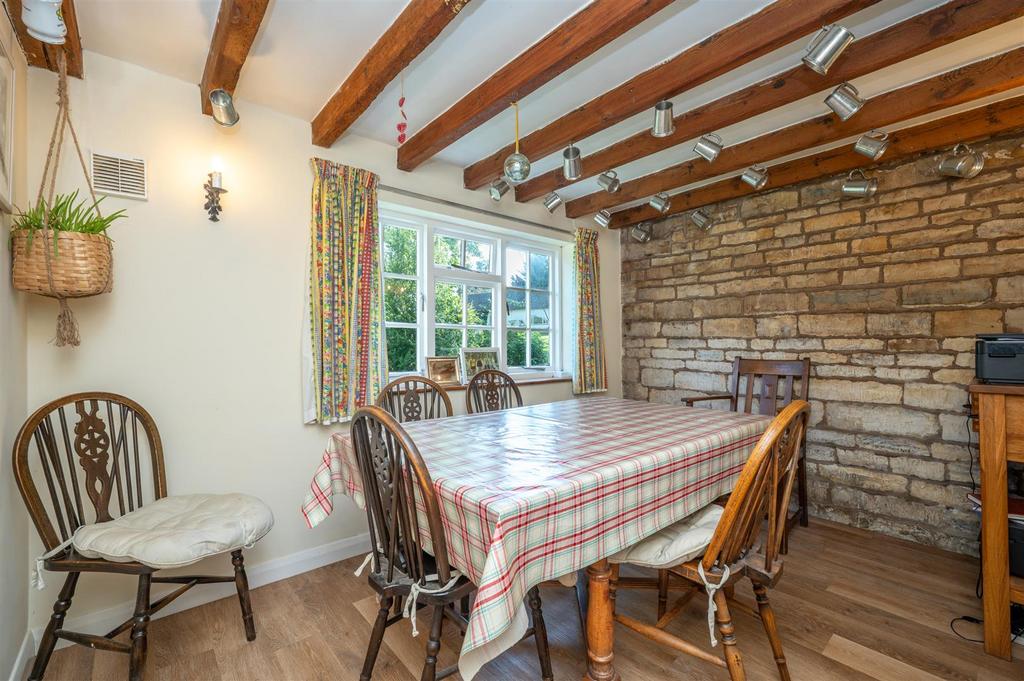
[729,358,810,416]
[350,406,453,585]
[465,370,523,414]
[12,392,166,552]
[702,400,810,574]
[375,376,453,424]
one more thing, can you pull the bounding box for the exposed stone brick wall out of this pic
[620,132,1024,555]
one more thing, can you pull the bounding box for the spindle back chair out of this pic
[13,392,257,681]
[376,375,454,424]
[465,369,523,414]
[350,406,553,681]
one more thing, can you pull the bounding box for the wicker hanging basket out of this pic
[10,230,113,298]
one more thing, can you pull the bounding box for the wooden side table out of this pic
[968,382,1024,659]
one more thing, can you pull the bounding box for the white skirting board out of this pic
[6,631,34,681]
[21,533,370,661]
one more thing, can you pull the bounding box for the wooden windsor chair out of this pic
[13,392,270,681]
[609,400,811,681]
[350,406,553,681]
[465,369,523,414]
[376,375,454,423]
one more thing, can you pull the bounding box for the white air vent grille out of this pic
[91,151,147,200]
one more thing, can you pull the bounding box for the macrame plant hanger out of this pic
[37,50,107,347]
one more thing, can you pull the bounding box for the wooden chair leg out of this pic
[527,587,554,681]
[129,573,152,681]
[713,589,745,681]
[753,584,790,681]
[421,605,446,681]
[361,595,393,681]
[231,549,256,641]
[29,572,80,681]
[657,569,669,620]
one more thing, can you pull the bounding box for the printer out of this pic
[976,334,1024,384]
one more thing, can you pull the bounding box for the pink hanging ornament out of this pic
[396,75,408,145]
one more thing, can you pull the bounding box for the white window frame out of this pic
[503,243,557,372]
[380,216,425,374]
[379,209,563,380]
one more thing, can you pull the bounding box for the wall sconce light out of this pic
[209,89,240,127]
[204,171,227,221]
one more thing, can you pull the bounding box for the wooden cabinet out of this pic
[968,382,1024,659]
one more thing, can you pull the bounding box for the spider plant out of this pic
[13,190,126,256]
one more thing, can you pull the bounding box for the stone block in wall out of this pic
[742,292,809,314]
[692,297,743,317]
[814,464,908,494]
[755,315,798,338]
[812,288,899,312]
[798,314,865,337]
[889,456,945,481]
[962,252,1024,276]
[903,278,991,307]
[940,413,972,444]
[908,480,972,508]
[1008,308,1024,332]
[904,383,968,413]
[661,321,702,337]
[883,259,960,284]
[674,371,726,393]
[855,434,929,457]
[996,275,1024,303]
[933,309,1002,336]
[813,379,902,405]
[888,338,939,353]
[701,317,755,337]
[825,402,939,438]
[865,312,931,336]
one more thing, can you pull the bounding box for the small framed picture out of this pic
[460,347,501,381]
[426,356,462,387]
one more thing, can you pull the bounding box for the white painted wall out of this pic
[23,51,622,634]
[0,8,31,679]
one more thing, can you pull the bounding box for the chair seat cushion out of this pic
[609,504,723,569]
[72,494,274,569]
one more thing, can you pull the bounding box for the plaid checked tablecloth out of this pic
[301,396,770,680]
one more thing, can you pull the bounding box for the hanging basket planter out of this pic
[10,230,113,298]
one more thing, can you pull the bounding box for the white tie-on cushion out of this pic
[73,494,274,569]
[609,504,723,569]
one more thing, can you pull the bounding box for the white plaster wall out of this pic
[23,51,622,632]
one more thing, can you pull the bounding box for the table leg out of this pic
[584,559,620,681]
[979,394,1011,660]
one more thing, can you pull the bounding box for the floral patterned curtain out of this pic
[303,159,385,424]
[573,228,607,394]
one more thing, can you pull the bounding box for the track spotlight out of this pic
[803,25,854,75]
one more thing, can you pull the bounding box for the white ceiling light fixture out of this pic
[803,25,854,75]
[651,101,674,138]
[209,89,240,127]
[503,101,531,183]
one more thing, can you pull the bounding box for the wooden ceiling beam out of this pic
[396,0,675,172]
[200,0,271,116]
[607,94,1024,229]
[567,47,1024,217]
[516,0,1024,203]
[6,0,83,78]
[462,0,881,190]
[312,0,472,148]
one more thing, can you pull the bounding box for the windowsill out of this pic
[441,374,572,392]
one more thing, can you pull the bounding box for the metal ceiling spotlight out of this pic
[209,89,240,127]
[648,192,671,214]
[651,101,674,138]
[631,222,653,243]
[690,209,713,230]
[542,192,564,212]
[594,210,612,228]
[825,83,864,121]
[597,170,620,193]
[939,143,985,179]
[503,101,531,183]
[854,130,889,160]
[563,143,583,181]
[693,133,724,163]
[741,165,769,190]
[489,178,511,201]
[802,25,854,75]
[840,169,877,198]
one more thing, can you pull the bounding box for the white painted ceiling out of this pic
[76,0,1024,208]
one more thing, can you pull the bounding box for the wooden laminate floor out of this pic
[38,520,1024,680]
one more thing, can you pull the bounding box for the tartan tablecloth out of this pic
[302,396,770,679]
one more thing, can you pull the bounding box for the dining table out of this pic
[302,396,771,680]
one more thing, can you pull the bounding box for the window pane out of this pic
[384,278,417,323]
[434,281,463,324]
[529,291,551,327]
[434,328,462,357]
[530,331,551,367]
[506,289,526,328]
[465,240,492,273]
[382,225,417,275]
[467,329,492,348]
[467,286,493,326]
[507,330,526,367]
[434,235,462,268]
[507,248,527,288]
[386,327,417,373]
[529,252,550,290]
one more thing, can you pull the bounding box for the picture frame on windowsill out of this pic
[426,356,462,387]
[460,347,501,382]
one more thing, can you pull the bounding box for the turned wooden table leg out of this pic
[979,393,1011,660]
[584,559,620,681]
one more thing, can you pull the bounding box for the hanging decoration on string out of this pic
[396,73,407,145]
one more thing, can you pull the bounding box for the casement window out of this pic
[379,209,562,379]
